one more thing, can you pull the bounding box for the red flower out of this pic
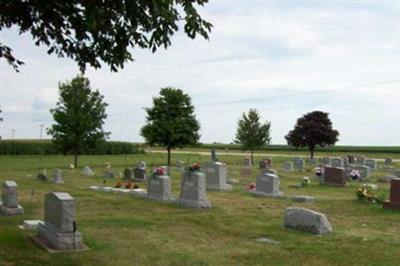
[246,183,256,190]
[154,167,165,176]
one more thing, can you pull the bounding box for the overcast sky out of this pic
[1,1,400,145]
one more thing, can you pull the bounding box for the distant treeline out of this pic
[0,140,144,155]
[196,143,400,154]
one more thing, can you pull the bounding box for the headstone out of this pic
[259,158,272,169]
[250,173,284,198]
[241,157,252,176]
[147,170,174,201]
[306,158,317,165]
[385,158,393,165]
[352,165,371,181]
[320,157,331,166]
[123,168,133,181]
[331,158,344,168]
[284,207,332,235]
[204,161,232,191]
[176,160,185,172]
[355,156,366,164]
[134,162,147,181]
[104,171,115,179]
[0,181,24,216]
[342,156,350,167]
[323,166,346,187]
[211,149,217,161]
[347,155,355,164]
[243,157,252,167]
[293,158,305,170]
[365,159,377,171]
[283,162,293,172]
[383,178,400,210]
[179,170,211,208]
[37,171,48,181]
[394,171,400,178]
[82,166,94,176]
[34,192,86,251]
[22,220,42,230]
[52,169,64,184]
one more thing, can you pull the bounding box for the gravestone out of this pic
[320,157,331,166]
[37,170,48,181]
[355,156,366,164]
[0,181,24,216]
[147,171,174,201]
[204,161,232,191]
[176,160,185,172]
[352,165,371,181]
[385,158,393,165]
[283,162,293,172]
[211,149,217,161]
[52,169,64,184]
[342,156,350,167]
[123,168,133,181]
[291,195,315,203]
[250,172,284,198]
[82,166,94,176]
[179,170,211,208]
[293,158,305,170]
[394,171,400,178]
[365,159,377,171]
[104,171,115,179]
[323,166,346,187]
[331,158,344,168]
[306,158,317,165]
[347,155,355,164]
[34,192,86,251]
[259,158,272,169]
[383,178,400,210]
[134,162,146,181]
[284,207,332,235]
[241,158,252,176]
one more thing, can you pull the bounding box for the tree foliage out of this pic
[141,87,200,165]
[234,109,271,163]
[285,111,339,158]
[0,0,212,72]
[47,75,109,167]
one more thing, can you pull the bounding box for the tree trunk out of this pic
[310,148,314,159]
[167,147,171,166]
[251,150,254,165]
[74,151,78,168]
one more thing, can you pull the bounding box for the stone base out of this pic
[249,190,285,199]
[179,198,211,209]
[383,201,400,210]
[206,184,233,192]
[33,222,87,252]
[291,195,315,203]
[0,202,24,216]
[146,194,177,203]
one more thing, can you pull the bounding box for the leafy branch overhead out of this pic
[0,0,212,72]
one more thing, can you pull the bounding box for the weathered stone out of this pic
[123,168,132,181]
[35,192,86,251]
[385,158,393,165]
[331,158,344,168]
[292,195,315,203]
[204,161,232,191]
[22,220,42,230]
[147,174,174,201]
[283,162,293,172]
[250,173,284,198]
[52,169,64,184]
[394,171,400,178]
[82,166,94,176]
[293,158,305,170]
[383,178,400,210]
[320,157,331,166]
[134,162,147,181]
[355,156,366,164]
[306,158,317,165]
[259,158,272,169]
[352,165,371,181]
[179,170,211,208]
[284,207,332,235]
[323,166,346,187]
[243,157,252,167]
[365,159,377,171]
[0,181,24,216]
[176,160,185,172]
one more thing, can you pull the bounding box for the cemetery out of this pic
[1,150,400,265]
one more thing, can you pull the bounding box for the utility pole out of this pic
[39,124,45,140]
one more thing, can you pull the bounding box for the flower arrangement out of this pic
[246,183,256,191]
[349,170,361,181]
[125,182,132,189]
[314,167,323,177]
[356,184,381,203]
[153,167,165,176]
[115,181,122,188]
[188,163,201,172]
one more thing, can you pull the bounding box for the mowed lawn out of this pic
[1,152,400,266]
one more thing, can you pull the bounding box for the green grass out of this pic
[0,152,400,265]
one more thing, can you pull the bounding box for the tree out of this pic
[48,75,109,167]
[234,109,271,164]
[0,0,212,72]
[141,87,200,166]
[285,111,339,159]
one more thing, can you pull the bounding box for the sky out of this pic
[1,1,400,145]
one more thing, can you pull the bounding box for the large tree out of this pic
[285,111,339,159]
[48,75,109,167]
[141,87,200,166]
[0,0,212,72]
[234,109,271,164]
